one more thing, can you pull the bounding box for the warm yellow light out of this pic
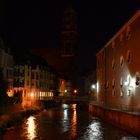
[65,89,67,93]
[74,89,77,93]
[30,92,34,97]
[26,116,37,140]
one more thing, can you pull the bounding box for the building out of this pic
[96,9,140,112]
[13,54,56,106]
[31,5,78,95]
[13,52,70,106]
[0,39,14,97]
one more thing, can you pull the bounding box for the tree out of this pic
[0,68,9,106]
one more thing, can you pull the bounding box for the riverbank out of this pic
[89,103,140,138]
[0,105,41,134]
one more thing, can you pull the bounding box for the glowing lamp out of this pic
[30,93,34,97]
[65,89,67,93]
[74,89,77,93]
[91,84,96,89]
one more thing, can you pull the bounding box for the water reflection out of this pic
[62,109,70,132]
[23,116,37,140]
[81,119,103,140]
[121,137,138,140]
[70,104,77,138]
[61,104,77,135]
[1,104,139,140]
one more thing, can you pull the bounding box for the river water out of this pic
[1,104,138,140]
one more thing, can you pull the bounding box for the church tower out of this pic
[60,1,78,93]
[61,2,77,57]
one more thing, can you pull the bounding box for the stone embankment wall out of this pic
[89,104,140,137]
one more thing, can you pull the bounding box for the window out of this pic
[111,41,115,48]
[120,77,123,87]
[112,59,115,70]
[106,81,109,88]
[135,72,140,86]
[126,26,131,40]
[126,50,132,63]
[27,80,29,86]
[112,79,115,88]
[124,75,131,86]
[127,89,131,96]
[120,90,124,97]
[31,73,35,79]
[120,55,124,66]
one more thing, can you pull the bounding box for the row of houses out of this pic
[0,39,71,107]
[96,9,140,112]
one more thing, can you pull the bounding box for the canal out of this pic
[1,104,138,140]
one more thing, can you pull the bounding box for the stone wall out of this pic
[89,104,140,137]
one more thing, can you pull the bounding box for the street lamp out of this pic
[91,84,96,89]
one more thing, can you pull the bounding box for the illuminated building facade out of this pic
[13,55,58,106]
[13,53,69,107]
[0,39,14,97]
[96,9,140,112]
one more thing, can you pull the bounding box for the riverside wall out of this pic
[89,104,140,137]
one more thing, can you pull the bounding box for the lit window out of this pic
[120,55,124,66]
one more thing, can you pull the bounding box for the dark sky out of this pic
[1,0,140,72]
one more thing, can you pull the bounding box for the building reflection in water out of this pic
[62,103,77,139]
[70,104,77,139]
[62,104,70,132]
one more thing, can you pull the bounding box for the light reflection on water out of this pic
[61,104,77,136]
[79,119,103,140]
[1,104,139,140]
[70,104,77,139]
[25,116,37,140]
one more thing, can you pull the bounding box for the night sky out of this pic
[1,0,140,72]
